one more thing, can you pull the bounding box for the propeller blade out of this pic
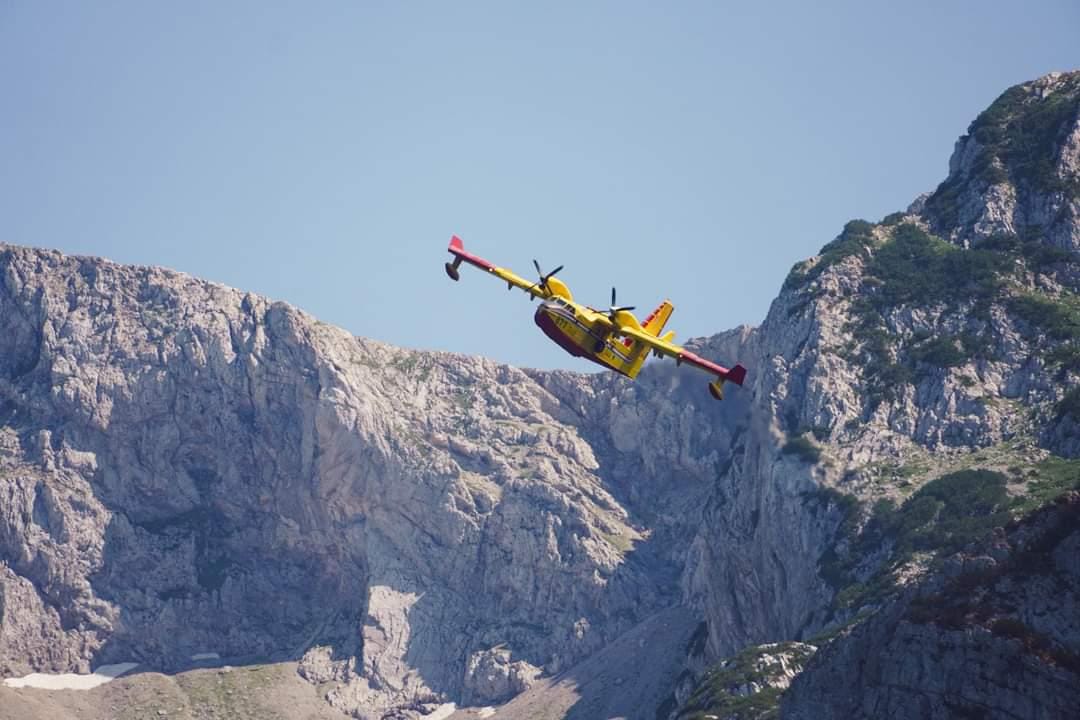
[547,265,564,279]
[533,259,543,276]
[607,288,634,316]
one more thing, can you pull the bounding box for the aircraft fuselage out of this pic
[533,300,645,378]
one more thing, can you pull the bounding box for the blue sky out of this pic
[2,2,1078,371]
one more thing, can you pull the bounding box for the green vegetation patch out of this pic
[1047,343,1080,376]
[1009,292,1080,341]
[817,470,1010,599]
[1009,290,1080,377]
[822,456,1080,613]
[1012,455,1080,514]
[175,664,285,720]
[450,387,475,410]
[784,219,1077,394]
[1056,387,1080,421]
[786,202,1077,414]
[865,224,1012,308]
[876,469,1013,559]
[808,486,862,531]
[839,223,1053,407]
[925,74,1080,228]
[807,487,864,591]
[677,643,816,720]
[982,231,1078,271]
[969,75,1080,194]
[601,531,634,554]
[842,224,999,404]
[782,436,822,464]
[817,220,876,270]
[784,219,875,291]
[842,322,910,406]
[686,621,709,658]
[391,351,435,380]
[908,335,967,371]
[803,608,875,647]
[854,224,1074,327]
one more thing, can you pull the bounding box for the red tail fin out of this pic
[726,364,747,386]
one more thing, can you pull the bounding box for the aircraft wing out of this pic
[616,324,747,386]
[446,236,548,299]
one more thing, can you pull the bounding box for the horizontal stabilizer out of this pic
[446,235,496,272]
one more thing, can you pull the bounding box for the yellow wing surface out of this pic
[445,235,572,301]
[613,323,747,399]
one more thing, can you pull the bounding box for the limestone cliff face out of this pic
[0,244,753,717]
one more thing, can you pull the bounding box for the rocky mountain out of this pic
[783,492,1080,720]
[0,241,752,718]
[1,70,1078,720]
[680,69,1080,719]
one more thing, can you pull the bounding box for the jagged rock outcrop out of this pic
[923,71,1080,254]
[782,494,1080,720]
[461,646,542,706]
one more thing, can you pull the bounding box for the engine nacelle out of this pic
[708,379,725,401]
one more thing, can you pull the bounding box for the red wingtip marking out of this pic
[727,364,747,386]
[446,235,497,272]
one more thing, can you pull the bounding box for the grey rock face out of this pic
[923,71,1080,253]
[782,496,1080,720]
[0,244,751,717]
[461,646,541,705]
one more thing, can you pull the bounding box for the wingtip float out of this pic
[445,235,748,401]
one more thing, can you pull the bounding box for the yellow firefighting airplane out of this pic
[445,236,747,400]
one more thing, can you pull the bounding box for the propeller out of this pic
[528,259,565,299]
[591,287,636,351]
[608,287,635,319]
